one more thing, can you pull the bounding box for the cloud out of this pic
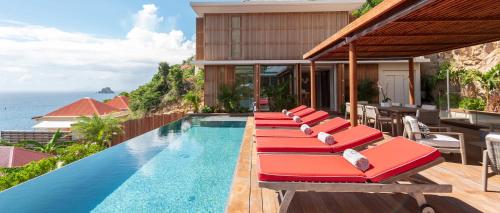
[0,4,194,92]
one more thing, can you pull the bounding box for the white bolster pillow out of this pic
[286,112,294,117]
[343,149,370,172]
[300,124,312,135]
[293,115,302,123]
[282,109,287,114]
[317,132,334,145]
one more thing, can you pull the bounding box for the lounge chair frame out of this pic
[259,157,452,213]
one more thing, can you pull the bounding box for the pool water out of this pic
[0,116,247,213]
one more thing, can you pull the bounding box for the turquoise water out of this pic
[0,92,116,130]
[0,116,246,212]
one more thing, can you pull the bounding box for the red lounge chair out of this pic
[255,111,329,128]
[255,117,350,138]
[254,108,315,120]
[258,137,452,213]
[255,125,383,153]
[253,105,307,119]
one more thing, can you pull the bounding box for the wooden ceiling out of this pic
[303,0,500,61]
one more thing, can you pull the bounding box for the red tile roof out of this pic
[45,97,119,117]
[0,146,52,168]
[105,96,130,111]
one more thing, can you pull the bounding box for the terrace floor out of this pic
[227,117,500,213]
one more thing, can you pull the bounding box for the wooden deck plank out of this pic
[249,120,264,213]
[227,117,500,213]
[226,117,254,213]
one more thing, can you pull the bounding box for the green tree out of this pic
[118,91,130,97]
[72,115,123,147]
[352,0,384,18]
[183,91,201,113]
[23,129,68,154]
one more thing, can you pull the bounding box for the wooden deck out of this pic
[227,117,500,213]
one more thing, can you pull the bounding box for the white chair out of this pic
[421,104,437,110]
[403,116,466,164]
[483,133,500,191]
[345,102,365,124]
[365,105,395,135]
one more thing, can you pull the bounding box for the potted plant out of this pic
[378,81,392,107]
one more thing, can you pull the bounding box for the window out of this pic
[231,16,241,58]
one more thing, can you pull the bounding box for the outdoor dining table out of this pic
[367,104,418,136]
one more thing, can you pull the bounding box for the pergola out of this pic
[304,0,500,126]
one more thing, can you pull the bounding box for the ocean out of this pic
[0,92,116,131]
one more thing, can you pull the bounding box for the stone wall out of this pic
[421,41,500,75]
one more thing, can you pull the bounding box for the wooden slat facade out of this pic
[202,12,350,60]
[204,65,235,106]
[196,18,204,60]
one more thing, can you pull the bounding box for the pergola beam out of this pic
[310,61,317,109]
[394,18,500,23]
[365,33,500,37]
[409,58,415,105]
[349,43,358,126]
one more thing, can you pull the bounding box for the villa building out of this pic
[191,0,428,112]
[32,97,127,131]
[105,95,130,111]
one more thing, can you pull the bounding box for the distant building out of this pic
[105,96,130,111]
[33,97,125,131]
[0,146,52,168]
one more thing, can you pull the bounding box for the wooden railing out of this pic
[0,131,73,144]
[111,111,185,146]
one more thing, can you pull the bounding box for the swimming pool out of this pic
[0,116,247,212]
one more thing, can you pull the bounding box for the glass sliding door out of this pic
[235,66,254,111]
[260,65,296,111]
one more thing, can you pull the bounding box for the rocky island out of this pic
[98,87,114,94]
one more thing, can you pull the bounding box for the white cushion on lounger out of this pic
[417,134,460,148]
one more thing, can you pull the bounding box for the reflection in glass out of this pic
[235,66,254,111]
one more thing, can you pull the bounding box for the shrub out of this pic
[437,93,461,109]
[0,142,105,192]
[183,91,201,113]
[0,158,58,191]
[357,79,378,102]
[459,97,486,111]
[72,115,123,147]
[217,84,241,112]
[201,105,215,113]
[57,143,105,165]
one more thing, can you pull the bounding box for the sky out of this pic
[0,0,237,92]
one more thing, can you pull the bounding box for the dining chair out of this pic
[365,105,394,135]
[483,132,500,191]
[403,116,466,164]
[421,104,437,110]
[345,102,365,124]
[416,109,440,126]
